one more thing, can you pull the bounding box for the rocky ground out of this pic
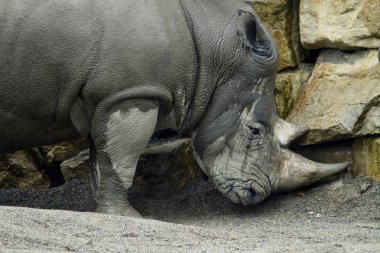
[0,174,379,252]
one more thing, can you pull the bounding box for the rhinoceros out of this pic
[0,0,350,216]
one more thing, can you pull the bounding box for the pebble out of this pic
[308,211,314,215]
[316,214,321,218]
[360,182,372,194]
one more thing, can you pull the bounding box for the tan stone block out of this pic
[300,0,380,49]
[288,49,380,145]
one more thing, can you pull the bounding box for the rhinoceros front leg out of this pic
[89,99,158,217]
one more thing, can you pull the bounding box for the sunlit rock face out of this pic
[287,49,380,145]
[300,0,380,50]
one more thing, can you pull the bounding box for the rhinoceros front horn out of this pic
[274,117,351,192]
[276,150,351,192]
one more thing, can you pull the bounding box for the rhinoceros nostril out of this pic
[236,187,257,206]
[248,188,256,198]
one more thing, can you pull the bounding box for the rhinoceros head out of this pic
[191,1,350,205]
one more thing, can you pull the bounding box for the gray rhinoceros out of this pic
[0,0,350,216]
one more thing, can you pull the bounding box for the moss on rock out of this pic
[352,138,380,182]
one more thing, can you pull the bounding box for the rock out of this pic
[274,64,313,118]
[292,140,352,164]
[352,138,380,182]
[134,139,204,192]
[60,150,90,182]
[330,179,344,191]
[0,150,49,188]
[288,49,380,145]
[42,138,88,163]
[253,0,303,70]
[53,138,204,192]
[1,137,204,192]
[360,181,372,194]
[300,0,380,50]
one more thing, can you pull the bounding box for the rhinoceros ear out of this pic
[236,2,257,48]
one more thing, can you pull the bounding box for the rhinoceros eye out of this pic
[247,123,265,140]
[249,126,260,135]
[244,123,265,150]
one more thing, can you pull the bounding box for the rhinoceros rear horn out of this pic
[274,118,309,147]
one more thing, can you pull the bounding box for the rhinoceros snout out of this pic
[228,184,269,206]
[235,187,257,206]
[212,173,271,206]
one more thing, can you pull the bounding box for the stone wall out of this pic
[255,0,379,180]
[1,0,379,189]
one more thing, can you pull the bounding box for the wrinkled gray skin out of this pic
[0,0,349,216]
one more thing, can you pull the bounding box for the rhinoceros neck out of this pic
[177,0,241,133]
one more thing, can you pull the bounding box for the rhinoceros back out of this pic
[0,0,198,152]
[0,0,104,152]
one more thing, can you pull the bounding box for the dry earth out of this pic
[0,174,379,252]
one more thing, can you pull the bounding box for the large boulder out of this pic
[0,150,49,188]
[134,139,204,192]
[288,49,380,145]
[60,149,90,182]
[0,139,89,188]
[253,0,303,70]
[300,0,380,50]
[41,138,88,163]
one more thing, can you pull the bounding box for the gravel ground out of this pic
[0,175,379,252]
